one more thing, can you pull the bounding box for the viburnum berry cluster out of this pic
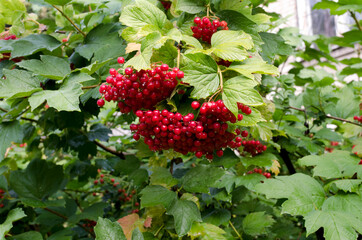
[131,100,256,159]
[191,17,228,43]
[247,168,272,178]
[92,170,140,214]
[97,58,184,113]
[0,34,21,63]
[241,140,267,156]
[160,1,171,10]
[81,220,97,233]
[353,115,362,123]
[0,189,5,208]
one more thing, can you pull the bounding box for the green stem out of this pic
[52,5,86,37]
[229,220,243,240]
[349,11,362,31]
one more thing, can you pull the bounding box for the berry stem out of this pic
[218,66,224,92]
[177,44,181,69]
[82,84,99,90]
[288,105,362,127]
[52,5,86,37]
[0,107,37,123]
[206,5,210,17]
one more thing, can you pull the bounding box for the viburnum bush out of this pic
[0,0,361,240]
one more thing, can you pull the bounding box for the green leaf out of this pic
[131,228,144,240]
[322,194,362,218]
[242,153,278,168]
[68,202,107,224]
[8,231,43,240]
[175,0,207,14]
[77,59,113,75]
[242,212,275,236]
[314,128,343,142]
[0,121,23,162]
[298,151,360,179]
[87,124,112,142]
[9,159,64,200]
[17,55,71,80]
[0,208,27,238]
[222,76,264,116]
[119,0,172,33]
[210,30,253,61]
[188,222,227,240]
[250,122,274,141]
[182,165,225,193]
[305,210,362,240]
[28,78,83,112]
[94,217,127,240]
[259,32,293,62]
[203,209,231,226]
[140,185,177,209]
[235,174,266,191]
[151,41,178,67]
[255,173,325,216]
[182,53,219,99]
[150,167,178,189]
[44,0,72,5]
[227,58,279,79]
[234,108,265,127]
[181,35,203,49]
[6,34,61,59]
[0,69,42,99]
[75,23,126,61]
[167,199,202,237]
[124,47,153,70]
[327,179,362,193]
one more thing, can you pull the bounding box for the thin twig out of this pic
[349,11,362,31]
[288,105,362,127]
[94,140,125,159]
[44,208,95,237]
[0,107,38,123]
[82,84,99,90]
[52,5,86,37]
[229,221,243,240]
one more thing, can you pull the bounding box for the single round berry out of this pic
[216,150,223,157]
[176,71,184,79]
[97,99,105,107]
[117,57,125,64]
[194,17,201,25]
[191,101,200,110]
[109,68,117,76]
[161,64,169,71]
[125,67,133,75]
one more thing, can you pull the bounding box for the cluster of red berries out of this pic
[0,34,21,63]
[325,141,340,153]
[92,170,140,213]
[353,115,362,123]
[131,100,251,159]
[247,168,272,178]
[81,220,97,232]
[0,189,5,208]
[191,17,228,43]
[161,1,171,10]
[97,59,184,113]
[241,140,267,156]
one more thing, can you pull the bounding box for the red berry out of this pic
[111,178,115,183]
[100,179,104,184]
[133,133,140,141]
[195,151,203,158]
[109,68,117,76]
[97,99,105,107]
[161,64,169,71]
[237,114,243,121]
[100,174,104,178]
[177,71,184,79]
[135,202,140,206]
[125,67,133,75]
[62,38,68,43]
[191,101,200,110]
[194,17,201,25]
[117,57,125,64]
[216,150,223,157]
[94,180,98,185]
[241,130,248,137]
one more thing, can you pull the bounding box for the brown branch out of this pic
[288,105,362,127]
[94,140,125,159]
[0,107,37,123]
[82,84,99,90]
[350,11,362,31]
[44,208,95,237]
[52,5,86,37]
